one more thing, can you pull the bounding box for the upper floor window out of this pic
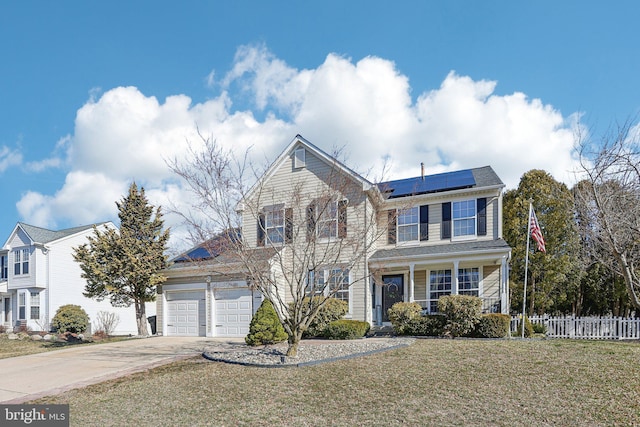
[397,207,419,242]
[266,209,285,244]
[13,249,29,276]
[308,200,347,241]
[0,255,7,279]
[317,202,338,239]
[452,200,476,238]
[294,148,306,169]
[258,205,292,246]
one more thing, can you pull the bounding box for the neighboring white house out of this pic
[0,222,155,335]
[157,135,512,337]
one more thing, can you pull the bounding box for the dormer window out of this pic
[294,148,306,169]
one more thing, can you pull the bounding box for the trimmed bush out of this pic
[474,314,511,338]
[388,302,423,335]
[515,316,534,338]
[292,297,348,338]
[532,322,547,334]
[324,319,370,340]
[246,299,288,346]
[409,314,447,336]
[51,304,89,334]
[438,295,482,338]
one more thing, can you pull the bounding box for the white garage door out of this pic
[166,291,205,336]
[215,288,253,337]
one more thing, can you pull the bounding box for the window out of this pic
[458,268,480,296]
[18,292,26,320]
[308,268,350,306]
[429,269,452,312]
[30,291,40,320]
[397,207,419,242]
[265,209,285,244]
[13,249,29,275]
[317,202,338,239]
[453,200,476,238]
[294,148,306,168]
[0,255,7,279]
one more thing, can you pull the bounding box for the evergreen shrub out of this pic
[410,314,447,336]
[293,297,348,338]
[437,295,482,338]
[515,316,534,338]
[388,302,422,335]
[324,319,370,340]
[474,313,511,338]
[245,299,288,346]
[51,304,89,334]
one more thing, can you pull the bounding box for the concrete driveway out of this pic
[0,336,244,404]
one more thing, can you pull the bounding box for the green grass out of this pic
[0,335,129,359]
[29,338,640,426]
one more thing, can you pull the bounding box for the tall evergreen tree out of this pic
[74,183,170,335]
[503,170,583,315]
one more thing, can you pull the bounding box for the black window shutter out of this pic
[285,208,293,243]
[387,210,397,244]
[306,203,316,241]
[338,200,348,238]
[477,198,487,236]
[420,205,429,241]
[441,202,451,239]
[257,213,265,247]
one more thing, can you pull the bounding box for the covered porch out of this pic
[369,240,511,325]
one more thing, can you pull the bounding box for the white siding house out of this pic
[0,222,155,335]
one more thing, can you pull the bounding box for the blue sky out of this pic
[1,1,639,248]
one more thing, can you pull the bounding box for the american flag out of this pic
[530,207,546,253]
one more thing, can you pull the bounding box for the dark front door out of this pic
[382,275,404,322]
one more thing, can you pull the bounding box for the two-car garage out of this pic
[162,282,260,338]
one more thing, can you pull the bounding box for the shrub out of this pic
[532,322,547,334]
[474,314,511,338]
[437,295,482,338]
[51,304,89,334]
[93,311,120,336]
[324,319,370,340]
[409,314,447,336]
[245,299,288,346]
[388,302,423,335]
[515,316,534,338]
[292,297,348,338]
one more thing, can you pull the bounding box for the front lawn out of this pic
[30,338,640,426]
[0,335,129,359]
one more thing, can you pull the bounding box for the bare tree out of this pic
[169,135,385,356]
[574,120,640,312]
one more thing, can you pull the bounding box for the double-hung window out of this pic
[265,208,285,244]
[397,207,419,242]
[458,268,480,296]
[452,200,476,238]
[429,269,452,313]
[308,268,350,307]
[18,292,26,320]
[0,255,7,279]
[30,291,40,320]
[13,249,29,275]
[317,202,338,239]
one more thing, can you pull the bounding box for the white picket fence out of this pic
[511,315,640,340]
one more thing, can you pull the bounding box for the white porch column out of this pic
[501,257,509,314]
[452,260,459,295]
[409,263,415,303]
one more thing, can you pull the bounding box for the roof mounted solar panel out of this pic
[379,169,476,198]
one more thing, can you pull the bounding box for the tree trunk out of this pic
[135,299,149,336]
[286,331,302,357]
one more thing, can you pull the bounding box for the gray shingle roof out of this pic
[370,238,511,261]
[18,222,103,244]
[471,166,504,187]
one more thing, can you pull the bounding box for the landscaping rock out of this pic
[7,333,18,340]
[43,334,53,341]
[31,334,43,341]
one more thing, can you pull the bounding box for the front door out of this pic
[382,275,404,322]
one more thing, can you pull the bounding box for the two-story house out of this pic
[156,135,511,337]
[0,222,155,335]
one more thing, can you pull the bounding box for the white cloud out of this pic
[0,145,22,172]
[18,44,583,248]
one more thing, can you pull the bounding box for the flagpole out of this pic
[521,202,533,338]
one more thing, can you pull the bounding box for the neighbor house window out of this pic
[265,208,285,244]
[13,249,29,275]
[429,269,452,313]
[30,291,40,320]
[308,268,350,306]
[397,207,419,242]
[0,255,7,279]
[458,268,480,297]
[18,292,26,320]
[452,200,476,238]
